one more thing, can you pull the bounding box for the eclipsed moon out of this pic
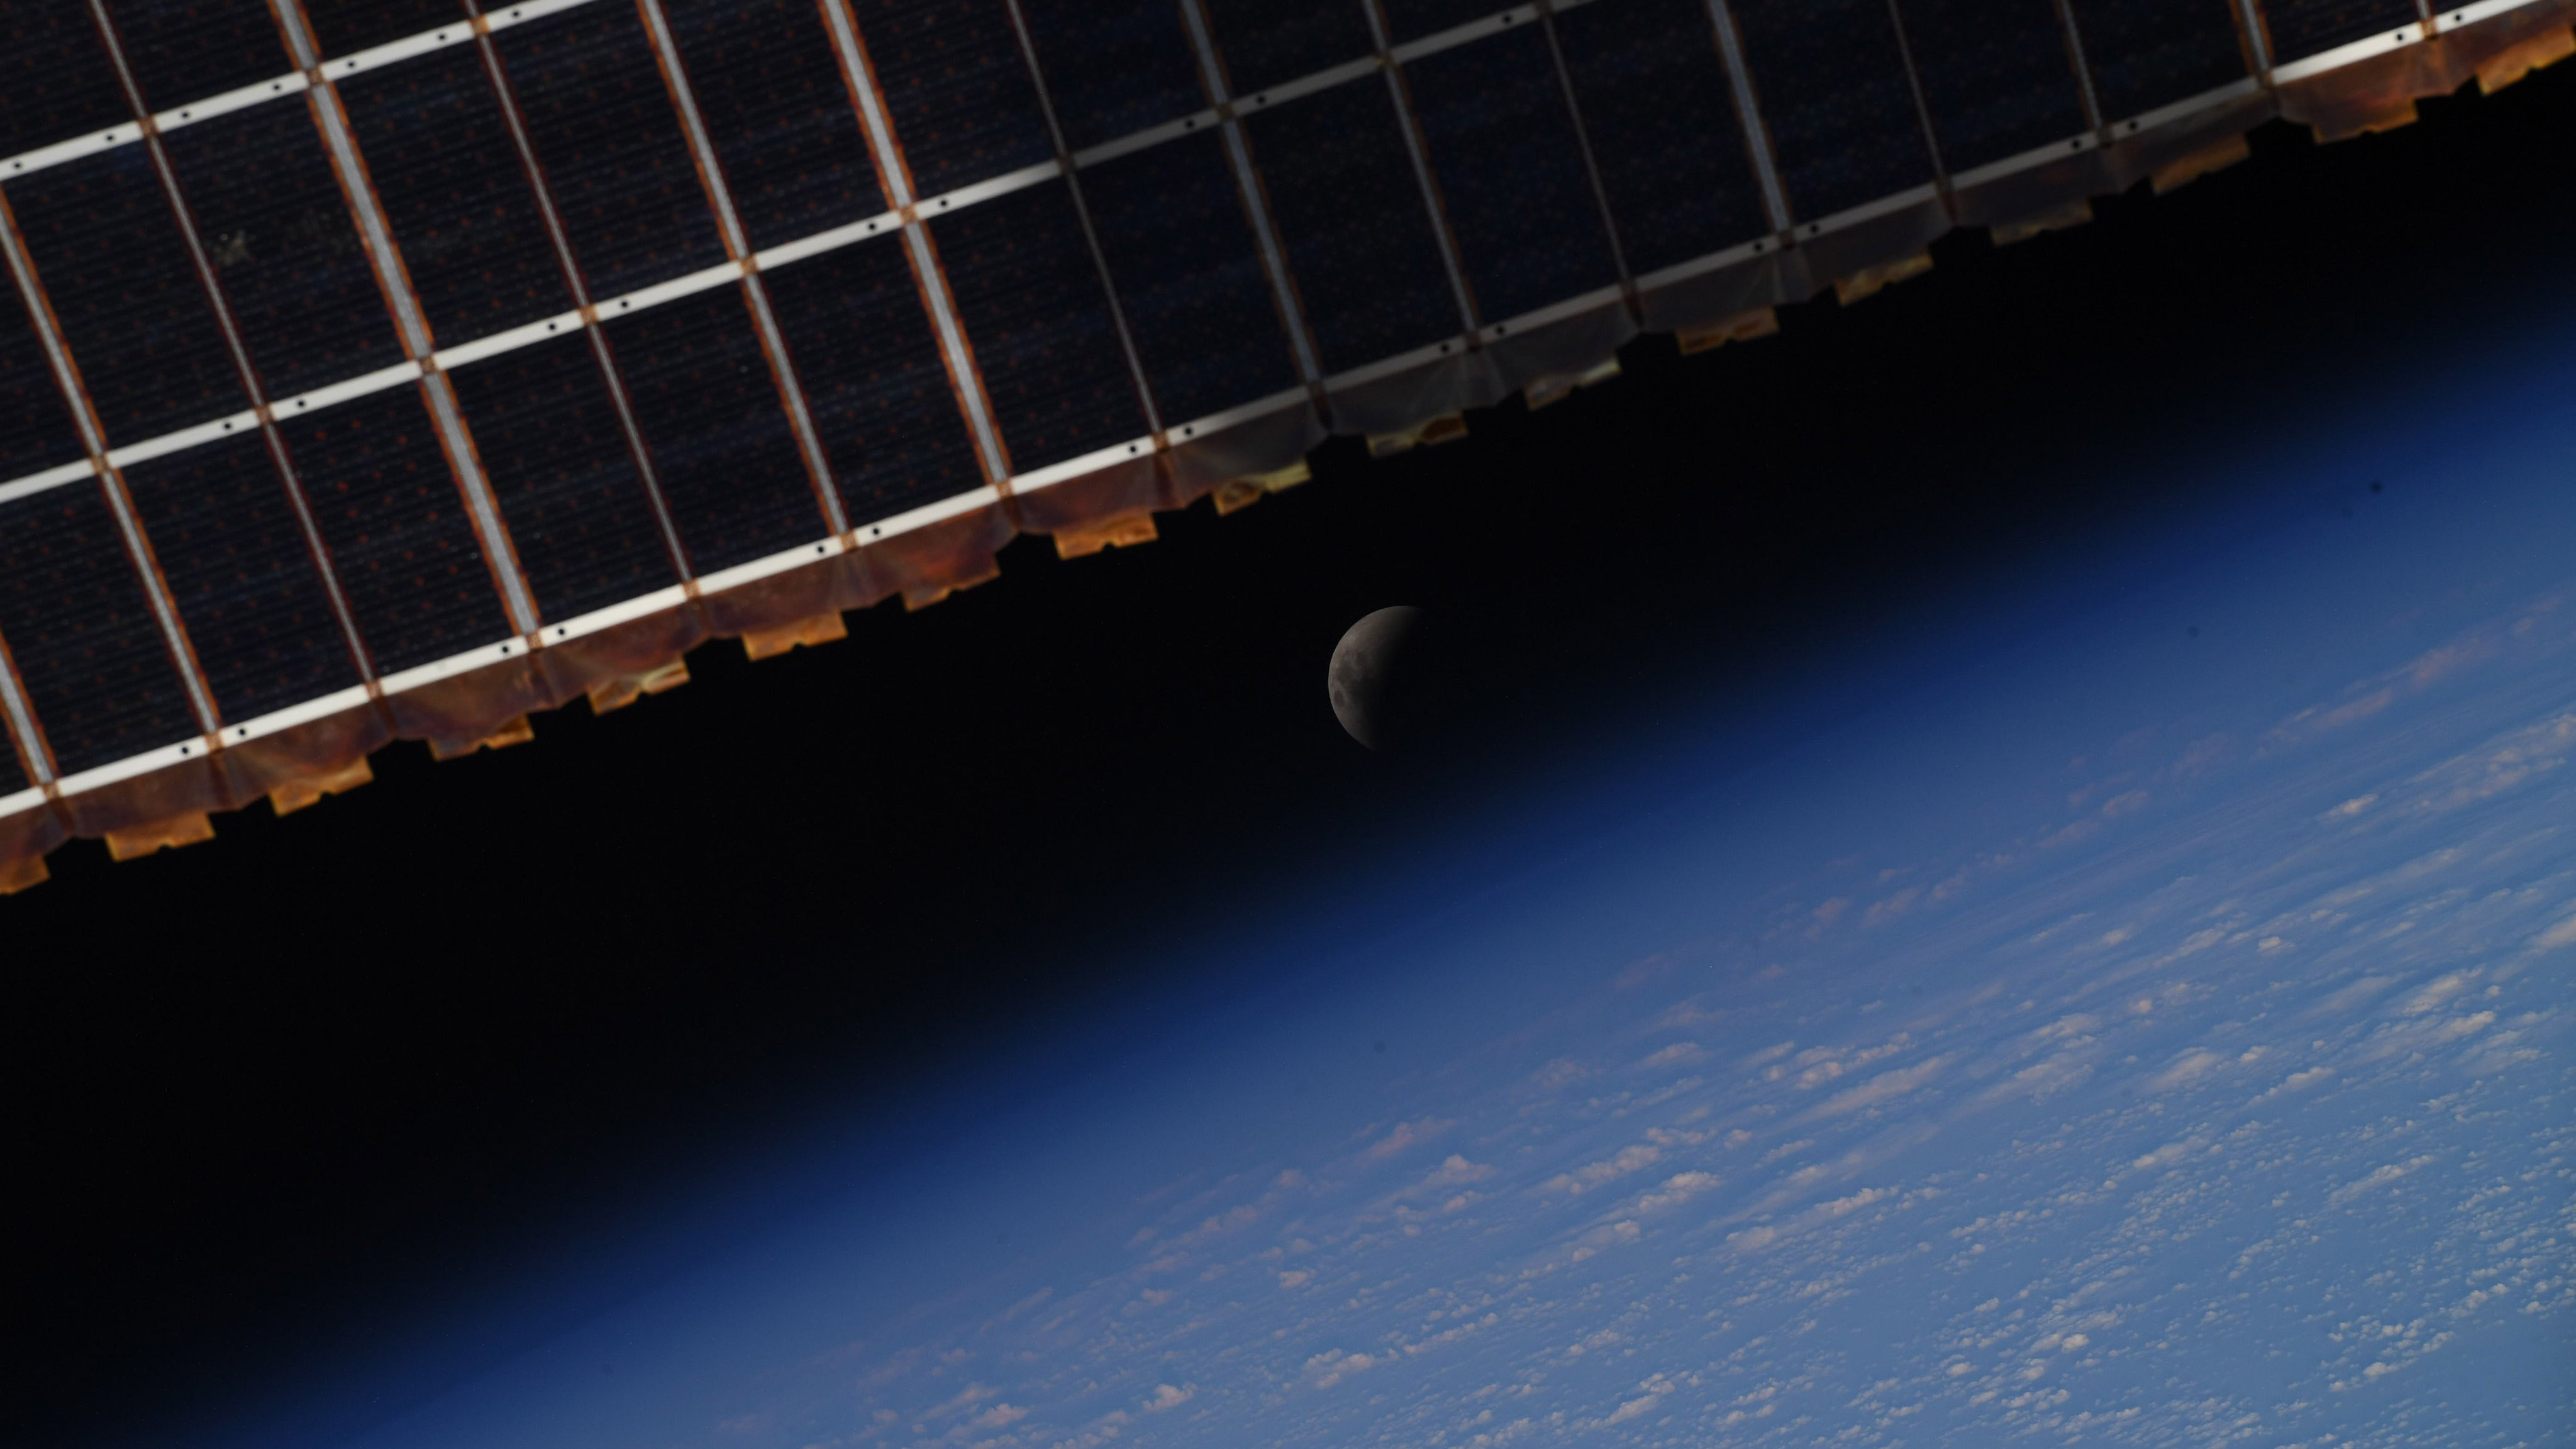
[1328,606,1426,751]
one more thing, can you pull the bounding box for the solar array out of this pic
[3,0,2570,886]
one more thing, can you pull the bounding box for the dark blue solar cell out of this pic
[492,4,728,296]
[1896,0,2091,172]
[1016,0,1206,152]
[927,177,1148,471]
[160,103,406,399]
[601,285,837,573]
[282,384,512,673]
[119,433,364,721]
[97,0,293,114]
[2260,0,2417,60]
[1377,0,1501,46]
[2065,0,2252,120]
[444,331,681,621]
[1729,0,1937,220]
[5,147,248,441]
[336,42,577,343]
[1554,0,1770,277]
[0,285,88,480]
[1241,78,1457,375]
[1402,23,1616,323]
[662,0,891,253]
[0,481,199,773]
[304,0,465,57]
[1080,130,1297,426]
[1198,0,1375,94]
[0,5,129,158]
[761,235,988,526]
[845,0,1053,199]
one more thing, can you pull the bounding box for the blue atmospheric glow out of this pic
[211,305,2576,1449]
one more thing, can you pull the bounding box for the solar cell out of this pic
[0,482,200,774]
[281,384,512,674]
[1895,0,2093,172]
[1377,0,1504,47]
[1728,0,1938,220]
[336,44,579,343]
[491,4,730,297]
[5,147,249,441]
[2260,0,2421,60]
[1078,129,1298,427]
[443,332,684,621]
[662,0,893,253]
[1016,0,1208,152]
[0,282,88,480]
[1401,22,1619,324]
[926,178,1150,470]
[301,0,470,58]
[1552,0,1771,277]
[761,235,991,525]
[600,285,838,574]
[847,0,1055,200]
[158,102,408,399]
[1196,0,1374,95]
[0,4,130,160]
[118,434,363,722]
[1240,81,1459,375]
[95,0,296,116]
[2065,0,2254,120]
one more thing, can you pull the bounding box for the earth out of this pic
[206,306,2574,1449]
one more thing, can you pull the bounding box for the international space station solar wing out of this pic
[2,0,2572,889]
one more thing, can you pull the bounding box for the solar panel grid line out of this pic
[458,0,698,591]
[2237,0,2280,70]
[1173,0,1329,393]
[1534,2,1643,310]
[997,0,1170,439]
[1389,4,1542,65]
[1701,0,1796,232]
[16,6,252,743]
[0,0,2532,513]
[2047,0,2112,132]
[633,0,852,538]
[0,462,104,509]
[2268,19,2429,77]
[0,625,53,786]
[272,0,540,657]
[815,0,1016,487]
[1875,0,1958,192]
[1360,1,1485,334]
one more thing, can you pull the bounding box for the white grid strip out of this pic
[463,0,697,589]
[818,0,1016,485]
[9,0,2509,504]
[1173,0,1328,393]
[2048,0,2110,134]
[635,0,850,537]
[277,0,532,652]
[1703,0,1795,235]
[1,0,2559,823]
[1001,0,1169,439]
[1536,1,1640,310]
[1362,1,1484,333]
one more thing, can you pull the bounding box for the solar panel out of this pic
[1,0,2567,887]
[118,431,364,723]
[2065,0,2255,121]
[1896,0,2094,174]
[2263,0,2421,62]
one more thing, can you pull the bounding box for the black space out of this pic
[10,62,2576,1449]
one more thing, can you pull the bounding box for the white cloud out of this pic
[1140,1384,1194,1413]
